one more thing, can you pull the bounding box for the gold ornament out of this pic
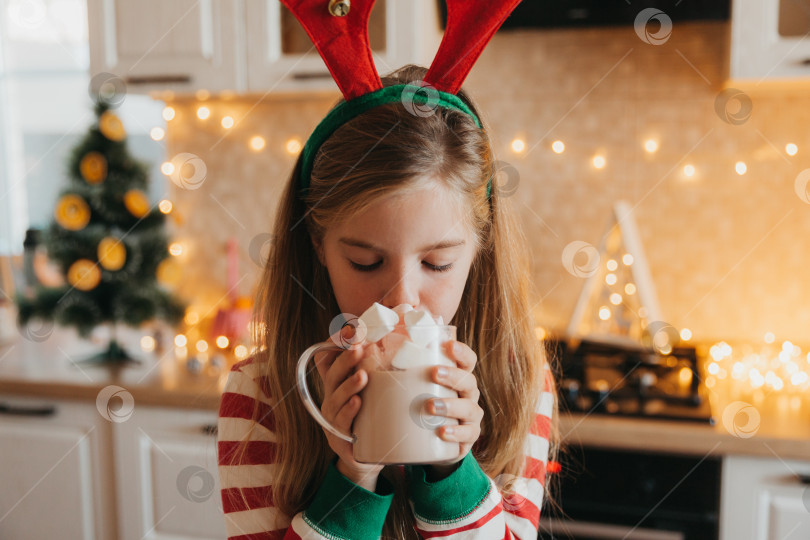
[99,110,126,141]
[67,259,101,291]
[79,151,107,184]
[54,194,91,231]
[156,257,181,286]
[124,189,149,217]
[97,237,126,271]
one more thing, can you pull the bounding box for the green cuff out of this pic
[304,458,394,539]
[405,452,491,523]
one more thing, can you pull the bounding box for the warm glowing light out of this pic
[644,139,659,153]
[250,135,266,151]
[593,155,606,169]
[196,339,208,352]
[286,138,302,154]
[606,259,618,271]
[764,332,775,344]
[625,283,636,295]
[221,116,234,129]
[234,345,248,359]
[140,335,156,352]
[680,328,692,341]
[552,140,565,154]
[175,334,187,347]
[609,293,622,305]
[599,306,611,320]
[511,138,526,153]
[158,200,173,214]
[169,242,183,256]
[735,161,747,175]
[708,362,719,375]
[162,106,175,121]
[786,143,798,156]
[679,366,693,386]
[216,336,229,348]
[160,161,174,175]
[184,311,200,325]
[605,273,617,285]
[150,127,165,141]
[534,327,546,341]
[683,164,695,177]
[197,106,210,120]
[622,254,634,266]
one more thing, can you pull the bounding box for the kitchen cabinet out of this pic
[87,0,245,95]
[729,0,810,82]
[88,0,442,97]
[114,405,225,540]
[0,394,117,539]
[721,455,810,540]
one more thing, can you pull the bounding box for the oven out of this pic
[539,446,722,539]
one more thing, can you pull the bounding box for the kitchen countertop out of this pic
[2,327,809,461]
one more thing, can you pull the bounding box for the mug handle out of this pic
[296,342,356,443]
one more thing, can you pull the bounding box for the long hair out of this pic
[224,64,559,538]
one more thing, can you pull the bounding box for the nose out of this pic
[381,266,420,310]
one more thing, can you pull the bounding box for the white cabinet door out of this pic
[721,455,810,540]
[244,0,442,94]
[0,394,116,539]
[730,0,810,82]
[114,405,225,540]
[88,0,245,95]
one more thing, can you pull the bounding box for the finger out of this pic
[333,392,362,434]
[437,422,480,443]
[314,347,341,381]
[433,366,479,398]
[324,346,363,395]
[443,340,477,372]
[430,397,483,424]
[327,367,368,420]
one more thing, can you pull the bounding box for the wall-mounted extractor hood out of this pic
[439,1,730,30]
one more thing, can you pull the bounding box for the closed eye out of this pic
[348,260,454,273]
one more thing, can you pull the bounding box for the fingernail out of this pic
[436,366,448,379]
[431,399,446,415]
[443,426,454,436]
[452,341,463,356]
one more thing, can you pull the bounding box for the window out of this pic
[0,0,167,255]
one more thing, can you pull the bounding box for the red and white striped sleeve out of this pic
[405,366,555,539]
[217,357,397,540]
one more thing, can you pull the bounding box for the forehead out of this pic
[333,184,471,248]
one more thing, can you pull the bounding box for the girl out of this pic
[217,63,558,539]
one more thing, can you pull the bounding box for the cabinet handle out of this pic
[201,423,218,436]
[292,72,333,80]
[0,402,57,417]
[124,75,192,85]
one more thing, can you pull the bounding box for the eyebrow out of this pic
[338,237,465,254]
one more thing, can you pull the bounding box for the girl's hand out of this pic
[426,340,484,477]
[314,326,384,491]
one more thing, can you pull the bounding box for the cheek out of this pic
[327,264,376,315]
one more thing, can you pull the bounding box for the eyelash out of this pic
[349,260,454,273]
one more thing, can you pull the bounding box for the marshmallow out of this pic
[359,303,399,343]
[404,309,441,348]
[436,315,444,326]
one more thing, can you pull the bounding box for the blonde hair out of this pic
[223,64,559,538]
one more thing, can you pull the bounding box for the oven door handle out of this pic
[540,518,685,540]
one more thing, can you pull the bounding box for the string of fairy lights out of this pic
[144,96,808,390]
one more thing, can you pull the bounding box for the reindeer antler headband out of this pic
[282,0,523,200]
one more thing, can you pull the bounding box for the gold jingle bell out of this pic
[328,0,349,17]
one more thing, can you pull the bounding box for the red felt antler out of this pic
[280,0,523,101]
[424,0,524,94]
[279,0,382,100]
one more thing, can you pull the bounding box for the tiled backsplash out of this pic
[165,21,810,344]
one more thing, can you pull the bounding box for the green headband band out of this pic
[299,83,491,200]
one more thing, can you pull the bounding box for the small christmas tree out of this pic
[15,98,185,364]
